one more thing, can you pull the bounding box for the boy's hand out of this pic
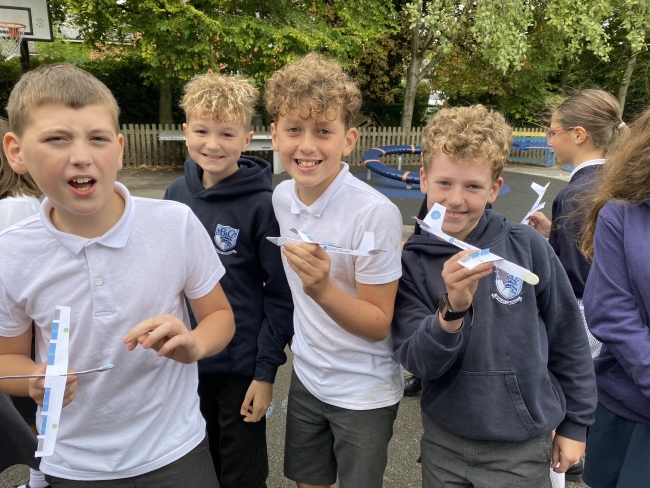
[283,242,332,299]
[241,380,273,423]
[551,435,585,473]
[122,315,199,364]
[527,212,551,238]
[441,250,494,313]
[28,363,79,408]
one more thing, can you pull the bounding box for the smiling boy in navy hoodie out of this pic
[164,72,293,488]
[392,105,597,488]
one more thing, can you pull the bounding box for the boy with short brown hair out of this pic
[0,62,235,487]
[392,104,597,487]
[266,53,404,488]
[165,71,294,488]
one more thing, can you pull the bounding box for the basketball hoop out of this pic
[0,22,26,61]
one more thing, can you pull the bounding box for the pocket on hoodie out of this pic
[429,370,537,441]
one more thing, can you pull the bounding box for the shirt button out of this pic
[300,210,309,216]
[89,244,98,251]
[95,278,103,286]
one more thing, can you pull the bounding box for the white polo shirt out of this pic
[0,183,225,481]
[273,163,404,410]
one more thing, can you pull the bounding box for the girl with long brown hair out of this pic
[580,106,650,488]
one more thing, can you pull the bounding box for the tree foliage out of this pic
[62,0,398,86]
[398,0,615,127]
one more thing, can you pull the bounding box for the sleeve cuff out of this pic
[254,361,279,383]
[555,419,588,442]
[426,314,463,349]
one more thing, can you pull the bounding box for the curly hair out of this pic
[7,63,119,137]
[580,105,650,260]
[422,105,512,181]
[181,72,259,126]
[0,118,40,200]
[264,53,361,129]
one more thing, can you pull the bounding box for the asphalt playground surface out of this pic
[1,162,589,488]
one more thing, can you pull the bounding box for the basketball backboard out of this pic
[0,0,53,42]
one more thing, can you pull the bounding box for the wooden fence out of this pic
[120,124,548,167]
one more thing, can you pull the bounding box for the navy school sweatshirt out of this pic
[548,163,603,298]
[392,210,597,442]
[164,156,294,382]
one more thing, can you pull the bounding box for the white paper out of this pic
[35,306,71,457]
[521,182,550,224]
[416,203,539,285]
[267,229,386,257]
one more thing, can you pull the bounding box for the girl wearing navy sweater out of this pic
[580,107,650,488]
[528,90,625,360]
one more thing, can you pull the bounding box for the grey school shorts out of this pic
[421,412,553,488]
[45,434,218,488]
[284,369,399,488]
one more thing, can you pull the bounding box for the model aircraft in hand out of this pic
[521,182,550,225]
[267,229,386,257]
[415,203,539,285]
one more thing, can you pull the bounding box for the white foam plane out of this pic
[521,182,550,225]
[415,203,539,285]
[267,229,386,257]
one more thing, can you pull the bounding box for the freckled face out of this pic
[420,153,502,241]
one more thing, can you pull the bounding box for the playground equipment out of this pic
[363,145,421,189]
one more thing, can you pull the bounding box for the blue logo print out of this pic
[215,224,239,254]
[431,210,442,220]
[493,269,523,304]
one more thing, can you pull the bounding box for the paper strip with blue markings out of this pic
[267,228,386,257]
[35,305,71,457]
[415,203,540,285]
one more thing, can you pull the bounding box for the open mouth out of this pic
[68,177,96,193]
[446,210,467,218]
[295,159,322,168]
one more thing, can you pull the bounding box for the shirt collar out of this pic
[40,182,135,256]
[290,163,349,218]
[569,159,606,182]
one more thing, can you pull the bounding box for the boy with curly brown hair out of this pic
[164,72,294,488]
[266,53,404,488]
[392,105,597,487]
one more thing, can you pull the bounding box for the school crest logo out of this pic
[214,224,239,255]
[491,268,523,305]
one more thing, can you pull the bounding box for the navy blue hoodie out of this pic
[392,210,597,442]
[164,156,293,382]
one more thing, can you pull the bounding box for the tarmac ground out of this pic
[1,162,588,488]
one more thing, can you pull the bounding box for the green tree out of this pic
[61,0,398,124]
[399,0,612,127]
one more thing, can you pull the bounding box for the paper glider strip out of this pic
[36,306,71,458]
[267,229,386,257]
[415,203,540,286]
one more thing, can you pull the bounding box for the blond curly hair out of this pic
[181,72,258,126]
[422,105,512,181]
[264,53,361,129]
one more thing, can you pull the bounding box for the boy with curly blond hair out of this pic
[392,105,597,487]
[164,72,294,488]
[266,53,403,488]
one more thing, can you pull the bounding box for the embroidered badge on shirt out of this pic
[491,268,523,305]
[215,224,239,255]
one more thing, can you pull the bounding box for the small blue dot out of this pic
[432,211,441,220]
[323,246,328,250]
[449,238,455,243]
